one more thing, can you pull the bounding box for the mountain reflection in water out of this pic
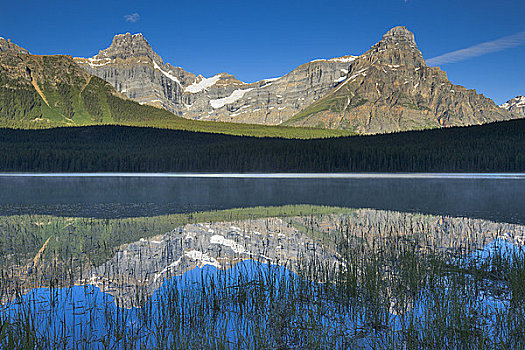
[1,205,525,348]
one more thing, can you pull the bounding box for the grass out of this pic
[284,92,367,127]
[4,107,355,139]
[0,206,524,348]
[113,118,355,139]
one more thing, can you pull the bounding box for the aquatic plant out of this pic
[0,206,523,349]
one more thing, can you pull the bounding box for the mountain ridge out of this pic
[0,41,350,138]
[1,27,522,136]
[73,27,520,133]
[0,37,29,55]
[74,33,357,125]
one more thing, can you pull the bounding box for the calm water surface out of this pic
[0,173,524,223]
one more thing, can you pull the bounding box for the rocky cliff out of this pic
[500,95,525,117]
[0,37,29,55]
[74,33,355,124]
[283,26,518,133]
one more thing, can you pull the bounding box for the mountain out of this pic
[75,28,519,134]
[0,37,351,138]
[74,33,356,124]
[500,95,525,117]
[2,28,521,136]
[0,41,168,128]
[283,26,517,133]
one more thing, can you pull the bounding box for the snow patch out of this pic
[184,250,221,268]
[185,75,221,93]
[84,57,113,67]
[210,235,246,254]
[500,96,525,109]
[210,88,253,109]
[259,77,280,89]
[334,76,347,83]
[333,68,368,93]
[154,257,183,282]
[329,56,357,63]
[260,82,274,88]
[152,60,181,85]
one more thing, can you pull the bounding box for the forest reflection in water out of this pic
[0,204,524,349]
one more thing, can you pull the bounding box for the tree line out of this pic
[0,119,524,172]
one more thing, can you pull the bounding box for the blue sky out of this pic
[1,0,523,104]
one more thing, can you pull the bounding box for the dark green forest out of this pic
[0,118,524,172]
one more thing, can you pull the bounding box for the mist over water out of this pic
[0,174,524,223]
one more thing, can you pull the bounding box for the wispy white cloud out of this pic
[427,30,525,65]
[124,13,140,23]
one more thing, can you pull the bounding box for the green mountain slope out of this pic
[0,46,352,139]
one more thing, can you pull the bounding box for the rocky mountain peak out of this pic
[95,32,162,63]
[381,26,416,46]
[500,95,525,117]
[0,37,29,55]
[363,25,425,67]
[285,25,515,133]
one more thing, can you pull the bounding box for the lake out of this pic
[1,173,525,222]
[0,174,524,348]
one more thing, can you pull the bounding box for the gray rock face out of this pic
[0,37,29,55]
[381,26,416,46]
[74,33,356,124]
[94,33,161,62]
[500,95,525,117]
[74,33,195,113]
[205,57,356,125]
